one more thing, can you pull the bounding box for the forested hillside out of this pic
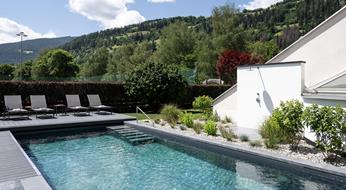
[0,37,74,64]
[3,0,345,84]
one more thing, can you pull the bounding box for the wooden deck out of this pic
[0,113,135,132]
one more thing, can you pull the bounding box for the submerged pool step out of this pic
[108,125,155,145]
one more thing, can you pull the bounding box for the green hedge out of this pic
[0,81,230,113]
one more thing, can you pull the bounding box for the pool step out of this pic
[108,125,155,145]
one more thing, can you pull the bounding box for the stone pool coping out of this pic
[125,120,346,182]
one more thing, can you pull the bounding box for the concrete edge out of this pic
[125,121,346,181]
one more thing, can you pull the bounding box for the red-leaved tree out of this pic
[216,50,261,84]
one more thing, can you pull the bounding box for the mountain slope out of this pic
[0,36,74,64]
[61,0,345,59]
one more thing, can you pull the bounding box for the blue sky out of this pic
[0,0,281,44]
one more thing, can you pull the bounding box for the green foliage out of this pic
[260,113,285,149]
[212,4,249,53]
[204,120,217,136]
[219,126,237,141]
[247,40,279,61]
[303,104,346,156]
[249,140,262,147]
[13,61,33,80]
[192,122,203,134]
[192,95,213,112]
[124,62,187,105]
[275,100,304,148]
[31,49,79,80]
[224,116,232,123]
[80,48,109,79]
[154,21,197,68]
[239,135,249,142]
[206,111,220,122]
[160,105,181,126]
[180,112,194,128]
[0,64,15,80]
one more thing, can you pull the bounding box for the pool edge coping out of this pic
[124,120,346,179]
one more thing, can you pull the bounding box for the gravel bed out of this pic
[140,119,346,168]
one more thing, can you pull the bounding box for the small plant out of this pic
[264,138,279,149]
[224,116,232,123]
[206,111,220,122]
[154,118,161,124]
[180,112,194,128]
[249,140,262,147]
[239,134,249,142]
[204,120,217,136]
[192,122,203,134]
[219,126,237,141]
[260,115,283,149]
[192,95,213,114]
[303,104,346,158]
[179,125,187,130]
[160,104,181,127]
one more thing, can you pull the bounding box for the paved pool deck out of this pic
[0,113,135,132]
[0,131,51,190]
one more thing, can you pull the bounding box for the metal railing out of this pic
[136,106,155,127]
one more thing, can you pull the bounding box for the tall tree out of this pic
[247,40,279,61]
[0,64,15,80]
[13,60,33,80]
[154,21,197,68]
[216,50,260,84]
[80,47,110,79]
[31,49,79,80]
[212,4,248,53]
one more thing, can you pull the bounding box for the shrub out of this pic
[249,140,262,147]
[192,122,203,134]
[160,105,181,127]
[264,138,279,149]
[180,112,194,128]
[274,100,304,149]
[204,120,217,136]
[260,114,284,149]
[239,135,249,142]
[192,95,213,113]
[219,126,237,141]
[124,62,187,107]
[224,116,232,123]
[303,104,346,157]
[206,111,220,122]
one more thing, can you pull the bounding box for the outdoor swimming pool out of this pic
[19,129,344,190]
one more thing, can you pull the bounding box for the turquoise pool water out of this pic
[19,129,343,190]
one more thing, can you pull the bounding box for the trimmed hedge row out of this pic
[0,81,230,113]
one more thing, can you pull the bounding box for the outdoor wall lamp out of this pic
[256,93,261,103]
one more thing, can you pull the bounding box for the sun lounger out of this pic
[4,95,29,119]
[87,94,112,114]
[66,94,90,116]
[30,95,54,118]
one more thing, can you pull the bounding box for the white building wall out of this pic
[236,63,303,129]
[268,8,346,88]
[213,86,238,121]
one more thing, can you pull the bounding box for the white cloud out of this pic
[0,17,56,44]
[68,0,145,29]
[148,0,175,3]
[242,0,283,10]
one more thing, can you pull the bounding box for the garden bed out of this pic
[139,119,346,168]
